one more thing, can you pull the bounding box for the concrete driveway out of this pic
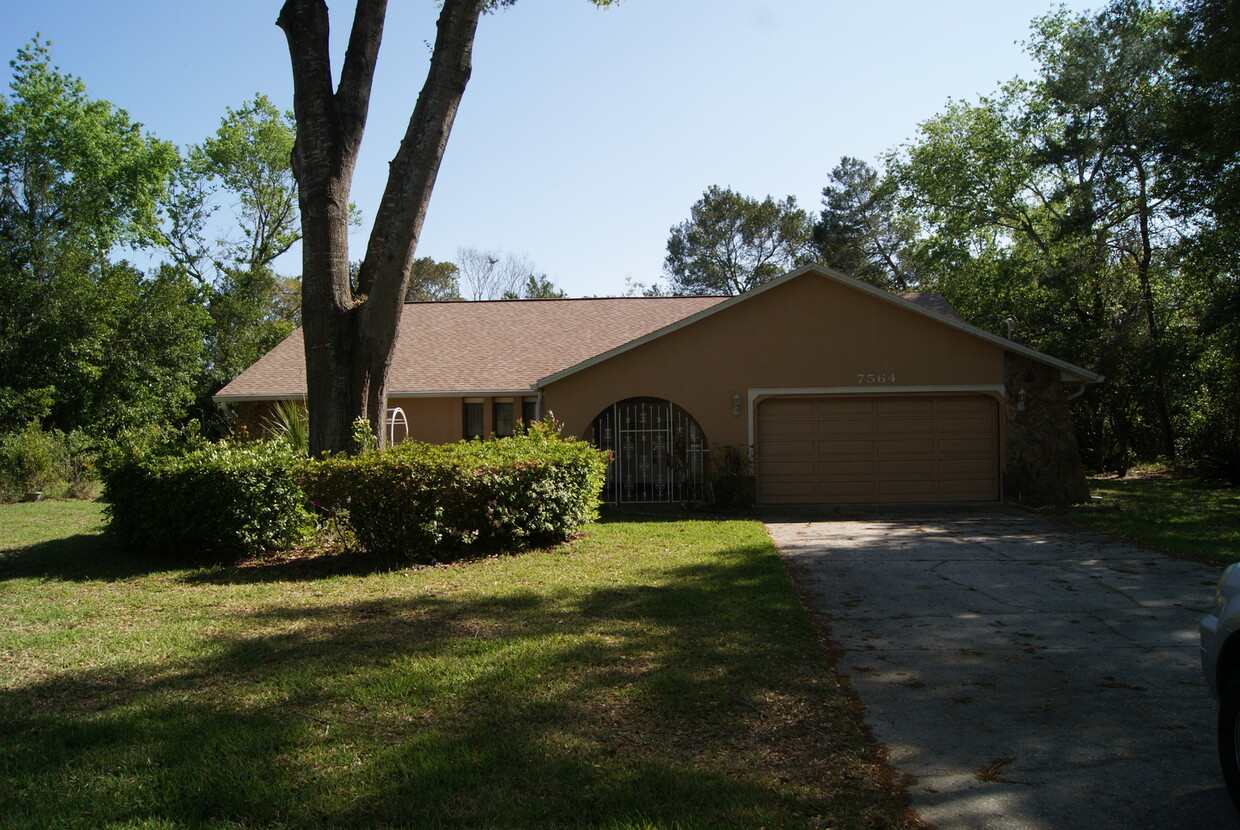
[765,508,1236,829]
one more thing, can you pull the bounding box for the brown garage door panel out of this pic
[939,458,995,474]
[763,460,816,477]
[817,399,877,416]
[938,478,998,496]
[816,438,878,457]
[938,437,995,455]
[761,399,817,418]
[876,398,934,415]
[878,481,941,498]
[762,481,824,500]
[822,419,880,436]
[757,394,999,504]
[876,460,936,476]
[760,437,817,454]
[769,424,817,439]
[877,437,938,455]
[819,460,879,477]
[818,481,878,498]
[940,422,994,439]
[936,398,996,414]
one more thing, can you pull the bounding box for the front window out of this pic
[463,401,484,440]
[494,400,514,437]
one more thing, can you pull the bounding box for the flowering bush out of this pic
[298,421,608,561]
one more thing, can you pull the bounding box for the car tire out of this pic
[1219,669,1240,813]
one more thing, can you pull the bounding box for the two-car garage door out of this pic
[756,395,999,504]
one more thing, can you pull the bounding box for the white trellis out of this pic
[386,406,408,445]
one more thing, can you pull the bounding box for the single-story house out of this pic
[215,264,1101,506]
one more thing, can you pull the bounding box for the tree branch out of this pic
[277,2,338,164]
[278,0,362,312]
[356,0,487,305]
[336,0,387,156]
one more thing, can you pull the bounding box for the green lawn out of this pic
[0,501,908,830]
[1056,473,1240,565]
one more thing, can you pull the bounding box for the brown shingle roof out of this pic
[214,296,726,400]
[901,292,964,321]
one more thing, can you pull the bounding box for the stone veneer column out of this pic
[1003,352,1091,505]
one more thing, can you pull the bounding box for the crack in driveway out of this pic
[765,509,1235,830]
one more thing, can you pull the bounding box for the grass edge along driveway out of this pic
[0,502,913,830]
[1053,472,1240,566]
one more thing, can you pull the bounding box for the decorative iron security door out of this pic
[592,398,708,503]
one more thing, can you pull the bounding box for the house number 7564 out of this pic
[856,373,896,385]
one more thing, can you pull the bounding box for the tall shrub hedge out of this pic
[102,439,311,559]
[0,423,95,502]
[299,423,608,561]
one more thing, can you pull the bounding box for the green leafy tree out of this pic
[163,94,301,392]
[1026,0,1184,459]
[73,262,209,434]
[621,276,669,297]
[664,185,813,295]
[277,0,617,455]
[1165,0,1240,475]
[405,256,461,301]
[892,0,1190,469]
[502,273,567,299]
[1167,0,1239,231]
[813,156,919,290]
[0,39,196,434]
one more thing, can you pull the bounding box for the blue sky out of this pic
[4,0,1095,297]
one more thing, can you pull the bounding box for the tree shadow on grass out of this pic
[181,511,714,586]
[0,532,187,583]
[2,524,555,586]
[0,540,903,829]
[180,540,580,586]
[1,508,752,587]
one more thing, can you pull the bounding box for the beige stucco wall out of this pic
[387,396,466,444]
[232,396,480,444]
[236,395,539,445]
[540,273,1007,451]
[387,395,540,444]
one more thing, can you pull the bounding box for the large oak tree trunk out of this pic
[277,0,486,455]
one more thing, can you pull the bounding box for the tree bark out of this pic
[1132,157,1177,459]
[278,0,486,455]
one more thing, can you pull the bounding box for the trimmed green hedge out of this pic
[299,424,608,561]
[102,439,312,560]
[100,422,608,563]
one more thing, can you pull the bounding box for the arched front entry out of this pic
[589,397,709,504]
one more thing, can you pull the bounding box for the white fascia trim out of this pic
[385,389,533,399]
[215,390,535,403]
[534,263,1102,388]
[744,384,1008,454]
[212,393,306,403]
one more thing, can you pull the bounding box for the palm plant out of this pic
[267,399,309,455]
